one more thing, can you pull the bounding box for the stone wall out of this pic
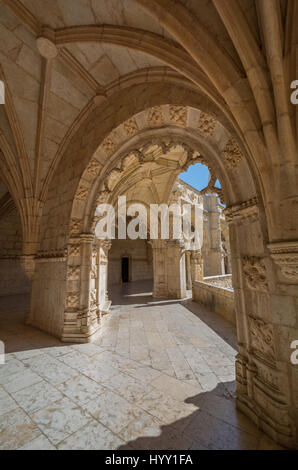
[29,260,66,338]
[193,276,235,324]
[0,208,30,296]
[108,239,153,284]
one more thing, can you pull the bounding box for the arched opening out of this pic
[12,101,296,449]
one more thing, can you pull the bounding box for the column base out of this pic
[236,393,295,449]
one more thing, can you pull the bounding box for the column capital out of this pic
[267,240,298,281]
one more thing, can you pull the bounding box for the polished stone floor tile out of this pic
[31,397,91,445]
[0,282,283,450]
[11,380,63,414]
[83,390,144,434]
[0,408,41,450]
[58,420,124,450]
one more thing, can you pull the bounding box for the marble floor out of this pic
[0,281,282,450]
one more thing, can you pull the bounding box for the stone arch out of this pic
[30,89,296,447]
[70,105,256,235]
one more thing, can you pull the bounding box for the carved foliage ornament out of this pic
[169,105,187,127]
[67,266,80,280]
[242,256,268,292]
[75,186,89,201]
[102,137,116,156]
[69,219,81,235]
[85,159,102,179]
[248,316,275,362]
[66,292,80,308]
[198,112,216,137]
[124,117,138,137]
[222,138,243,171]
[147,106,164,126]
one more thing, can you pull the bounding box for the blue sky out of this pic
[179,163,221,191]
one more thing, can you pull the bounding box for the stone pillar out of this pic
[203,195,223,276]
[186,251,192,289]
[191,249,203,282]
[225,201,298,449]
[62,233,100,343]
[98,240,112,315]
[151,239,168,298]
[166,239,186,299]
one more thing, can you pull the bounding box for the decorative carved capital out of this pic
[268,241,298,281]
[20,255,35,280]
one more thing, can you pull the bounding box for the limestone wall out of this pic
[29,260,67,338]
[108,239,153,284]
[193,277,235,324]
[0,208,30,296]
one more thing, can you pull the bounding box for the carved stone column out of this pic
[166,239,187,299]
[150,239,168,298]
[190,249,203,282]
[98,239,112,315]
[185,251,192,290]
[62,233,100,343]
[225,199,298,448]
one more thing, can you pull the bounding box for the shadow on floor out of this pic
[181,299,238,350]
[116,381,281,450]
[0,294,69,353]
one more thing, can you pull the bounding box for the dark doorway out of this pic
[121,257,129,283]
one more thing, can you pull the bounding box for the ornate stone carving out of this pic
[96,189,111,204]
[248,316,275,362]
[242,256,268,292]
[91,264,97,279]
[66,292,80,308]
[67,266,80,280]
[69,219,81,235]
[102,137,116,156]
[169,105,187,126]
[68,244,80,257]
[122,153,139,169]
[222,138,243,171]
[224,198,259,224]
[90,288,97,307]
[256,362,280,391]
[267,241,298,281]
[147,106,164,126]
[123,117,138,137]
[75,186,89,201]
[106,167,122,190]
[198,112,216,136]
[100,239,112,254]
[35,249,66,262]
[85,159,101,178]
